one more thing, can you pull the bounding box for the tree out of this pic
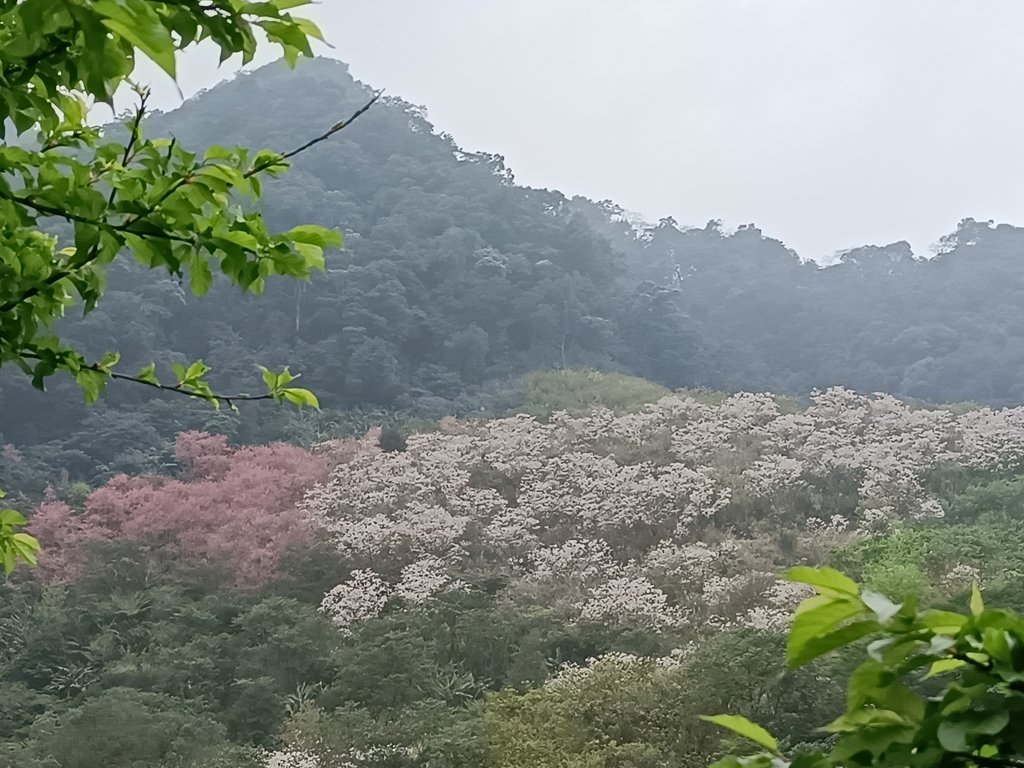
[27,431,328,584]
[705,566,1024,768]
[0,0,378,408]
[0,687,259,768]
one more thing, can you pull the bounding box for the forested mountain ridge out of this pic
[5,56,1024,493]
[0,57,698,491]
[576,198,1024,404]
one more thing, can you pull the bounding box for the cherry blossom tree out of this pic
[30,431,327,583]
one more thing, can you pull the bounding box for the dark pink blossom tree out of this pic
[30,432,328,584]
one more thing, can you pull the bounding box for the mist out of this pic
[132,0,1024,262]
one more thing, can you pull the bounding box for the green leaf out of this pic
[920,610,968,635]
[280,387,320,409]
[286,224,343,249]
[11,533,39,565]
[183,360,210,382]
[787,566,860,598]
[823,708,908,733]
[136,364,159,386]
[970,583,984,617]
[846,661,886,709]
[0,509,27,526]
[700,714,779,753]
[189,254,213,296]
[789,619,882,668]
[92,0,177,78]
[788,597,866,665]
[258,19,314,59]
[937,720,968,752]
[74,368,107,404]
[12,532,39,550]
[260,366,278,391]
[97,351,121,371]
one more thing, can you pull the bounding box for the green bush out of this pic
[510,369,670,418]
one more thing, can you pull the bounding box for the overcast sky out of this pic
[146,1,1024,261]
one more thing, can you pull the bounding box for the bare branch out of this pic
[110,84,150,203]
[244,90,383,178]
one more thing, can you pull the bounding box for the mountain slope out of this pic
[5,58,1024,492]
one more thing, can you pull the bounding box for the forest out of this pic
[8,58,1024,497]
[6,6,1024,766]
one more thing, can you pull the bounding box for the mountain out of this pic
[576,202,1024,404]
[5,57,1024,492]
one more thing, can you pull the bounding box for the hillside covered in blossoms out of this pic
[7,377,1024,766]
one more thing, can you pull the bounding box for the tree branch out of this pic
[244,90,383,178]
[21,349,274,406]
[111,85,149,202]
[1,39,73,87]
[951,653,994,672]
[0,189,197,314]
[0,92,381,317]
[102,367,274,409]
[0,189,195,244]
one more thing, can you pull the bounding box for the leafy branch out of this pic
[0,91,381,316]
[704,569,1024,768]
[98,361,320,411]
[0,492,40,575]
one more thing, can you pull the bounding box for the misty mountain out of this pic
[578,202,1024,404]
[4,57,1024,487]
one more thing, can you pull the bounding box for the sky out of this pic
[139,0,1024,262]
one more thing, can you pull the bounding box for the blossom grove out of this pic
[302,387,1024,634]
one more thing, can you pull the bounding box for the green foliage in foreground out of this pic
[0,491,39,574]
[0,0,348,407]
[708,567,1024,768]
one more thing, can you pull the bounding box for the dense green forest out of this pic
[7,58,1024,495]
[577,203,1024,403]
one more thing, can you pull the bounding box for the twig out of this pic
[103,368,275,408]
[16,349,275,408]
[244,90,383,178]
[110,86,149,205]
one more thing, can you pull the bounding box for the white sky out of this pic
[136,0,1024,261]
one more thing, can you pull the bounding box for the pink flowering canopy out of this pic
[30,431,328,584]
